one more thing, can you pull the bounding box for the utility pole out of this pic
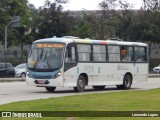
[4,16,21,77]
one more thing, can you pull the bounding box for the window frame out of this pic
[75,43,148,64]
[64,43,77,72]
[134,46,148,63]
[77,43,92,63]
[107,45,121,63]
[92,44,107,63]
[121,45,134,63]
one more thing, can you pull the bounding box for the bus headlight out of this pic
[53,71,61,79]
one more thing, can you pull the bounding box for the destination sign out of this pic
[35,43,64,48]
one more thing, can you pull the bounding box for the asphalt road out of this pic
[0,78,160,105]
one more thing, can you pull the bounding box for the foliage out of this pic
[69,11,99,39]
[1,0,160,49]
[35,1,73,39]
[96,0,160,43]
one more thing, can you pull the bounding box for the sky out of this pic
[28,0,143,10]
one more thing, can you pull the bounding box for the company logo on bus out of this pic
[117,65,129,70]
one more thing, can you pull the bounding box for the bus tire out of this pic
[74,75,86,92]
[123,74,132,89]
[92,86,105,90]
[45,87,56,92]
[117,74,132,90]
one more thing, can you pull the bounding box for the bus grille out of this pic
[32,75,52,79]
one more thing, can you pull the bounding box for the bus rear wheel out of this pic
[117,74,132,90]
[74,75,86,92]
[45,87,56,92]
[92,86,105,90]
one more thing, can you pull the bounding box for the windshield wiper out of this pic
[33,49,44,69]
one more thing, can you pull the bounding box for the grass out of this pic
[0,88,160,120]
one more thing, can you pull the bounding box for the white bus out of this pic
[26,37,148,92]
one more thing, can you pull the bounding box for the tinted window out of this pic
[77,44,91,62]
[108,46,120,62]
[0,63,13,69]
[121,46,134,62]
[135,47,147,62]
[7,63,13,68]
[65,46,76,63]
[28,43,65,71]
[93,45,106,62]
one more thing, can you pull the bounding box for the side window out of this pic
[65,46,76,63]
[121,46,134,62]
[134,47,147,62]
[108,46,120,62]
[77,44,91,62]
[93,45,106,62]
[1,64,5,69]
[7,64,10,68]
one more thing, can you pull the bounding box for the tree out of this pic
[69,11,100,39]
[143,0,159,11]
[115,0,134,41]
[99,0,118,39]
[36,1,73,39]
[0,1,11,43]
[0,0,32,62]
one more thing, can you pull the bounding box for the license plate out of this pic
[38,80,46,84]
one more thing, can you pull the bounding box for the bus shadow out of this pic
[31,87,140,94]
[53,87,140,94]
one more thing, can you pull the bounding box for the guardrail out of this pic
[0,74,159,82]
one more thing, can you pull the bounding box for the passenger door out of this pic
[63,43,78,86]
[64,43,77,72]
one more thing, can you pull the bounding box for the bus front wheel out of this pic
[74,75,86,92]
[117,74,132,90]
[45,87,56,92]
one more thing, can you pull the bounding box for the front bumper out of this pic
[26,75,64,87]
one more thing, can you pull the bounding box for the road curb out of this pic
[0,78,26,82]
[149,74,160,78]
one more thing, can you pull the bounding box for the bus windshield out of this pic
[28,43,65,71]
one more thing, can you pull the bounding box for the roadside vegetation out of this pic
[0,88,160,120]
[0,0,160,63]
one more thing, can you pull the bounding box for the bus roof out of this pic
[33,37,147,47]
